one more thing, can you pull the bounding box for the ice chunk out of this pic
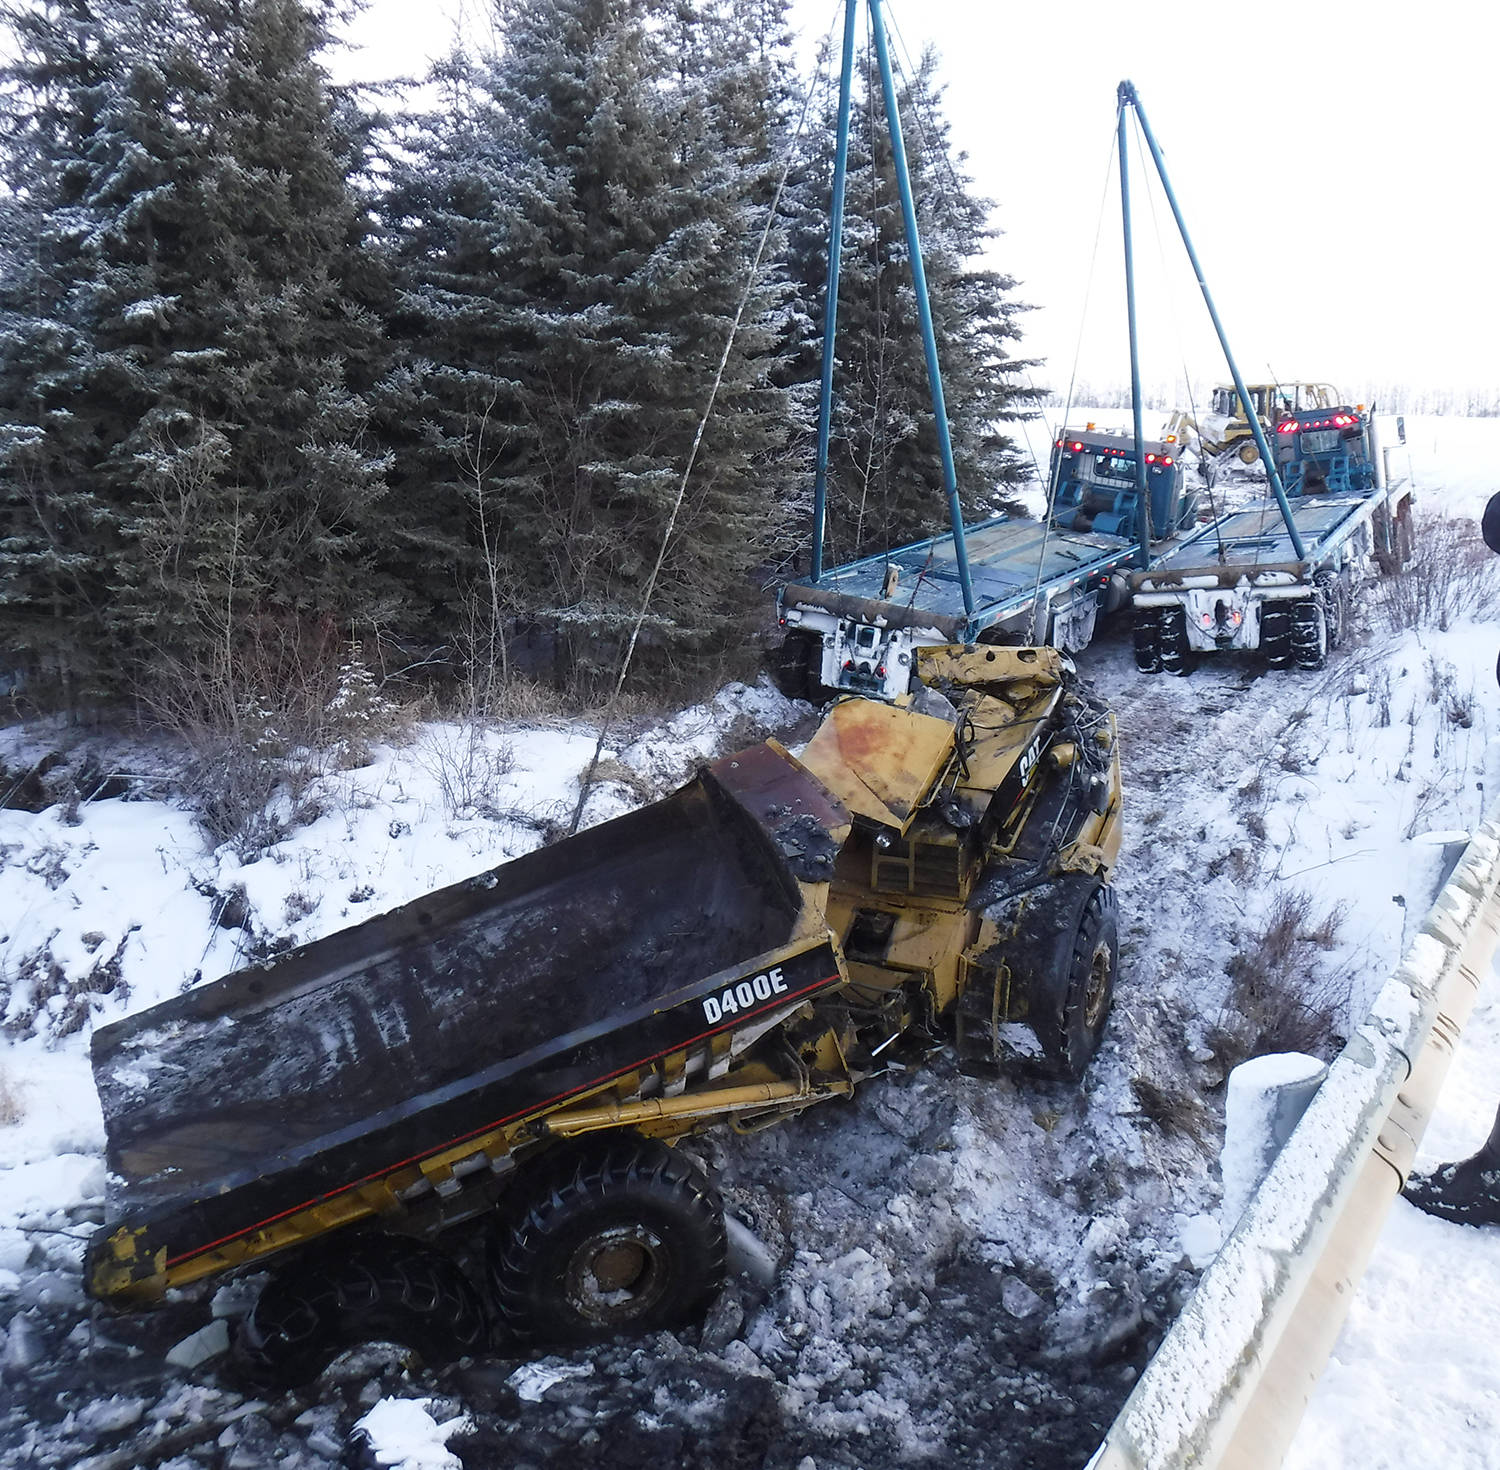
[165,1319,230,1370]
[349,1396,471,1470]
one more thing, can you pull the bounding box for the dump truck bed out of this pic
[90,746,848,1291]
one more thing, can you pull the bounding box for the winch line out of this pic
[566,6,840,836]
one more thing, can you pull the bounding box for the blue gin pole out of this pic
[867,0,976,625]
[809,0,859,584]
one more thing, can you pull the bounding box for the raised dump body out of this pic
[88,748,848,1302]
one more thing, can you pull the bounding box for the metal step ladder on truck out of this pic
[772,0,1198,704]
[85,647,1123,1384]
[1131,402,1411,673]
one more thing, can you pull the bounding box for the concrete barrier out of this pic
[1087,811,1500,1470]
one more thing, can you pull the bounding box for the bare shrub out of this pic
[1129,1076,1212,1144]
[582,757,660,806]
[1210,888,1352,1070]
[1,930,135,1040]
[1371,511,1500,634]
[487,676,569,725]
[416,722,516,820]
[0,1065,21,1127]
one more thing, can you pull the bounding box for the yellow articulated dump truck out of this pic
[85,646,1122,1386]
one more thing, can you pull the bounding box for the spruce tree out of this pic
[380,0,802,694]
[0,0,389,713]
[0,0,126,703]
[790,44,1037,567]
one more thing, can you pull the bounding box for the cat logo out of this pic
[1016,731,1044,792]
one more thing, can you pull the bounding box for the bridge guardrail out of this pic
[1088,812,1500,1470]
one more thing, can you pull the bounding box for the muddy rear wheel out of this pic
[233,1234,487,1389]
[1133,607,1162,673]
[1158,606,1193,676]
[1261,603,1292,669]
[1291,598,1327,671]
[487,1136,725,1348]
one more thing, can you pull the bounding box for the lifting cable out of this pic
[886,32,1058,547]
[566,5,841,836]
[1129,114,1228,565]
[853,16,883,560]
[1021,106,1122,637]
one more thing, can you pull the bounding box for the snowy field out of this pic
[0,415,1498,1467]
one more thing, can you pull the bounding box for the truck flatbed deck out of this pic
[1141,491,1378,582]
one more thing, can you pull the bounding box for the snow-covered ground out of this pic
[0,416,1497,1468]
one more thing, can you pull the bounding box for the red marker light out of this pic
[1164,456,1173,466]
[876,665,886,678]
[1071,441,1084,452]
[1278,420,1298,434]
[1145,453,1157,464]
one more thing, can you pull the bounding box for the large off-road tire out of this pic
[1314,570,1347,651]
[1132,607,1162,674]
[487,1136,726,1348]
[1291,597,1327,671]
[1157,605,1193,676]
[1260,602,1292,670]
[767,630,818,701]
[1236,438,1260,466]
[234,1234,488,1389]
[1003,878,1119,1083]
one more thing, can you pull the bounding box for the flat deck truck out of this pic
[86,647,1123,1385]
[778,427,1198,702]
[1130,404,1411,672]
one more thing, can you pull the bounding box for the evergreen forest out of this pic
[0,0,1038,722]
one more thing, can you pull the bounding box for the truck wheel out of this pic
[1260,604,1292,670]
[1158,606,1193,676]
[1291,598,1327,671]
[1236,439,1259,466]
[1025,879,1119,1083]
[233,1234,488,1389]
[1132,608,1162,674]
[1314,571,1346,650]
[1395,499,1415,567]
[487,1136,726,1347]
[768,630,817,701]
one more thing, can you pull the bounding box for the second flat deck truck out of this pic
[86,647,1123,1386]
[777,426,1198,702]
[1130,403,1410,673]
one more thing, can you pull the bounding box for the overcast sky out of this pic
[343,0,1497,403]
